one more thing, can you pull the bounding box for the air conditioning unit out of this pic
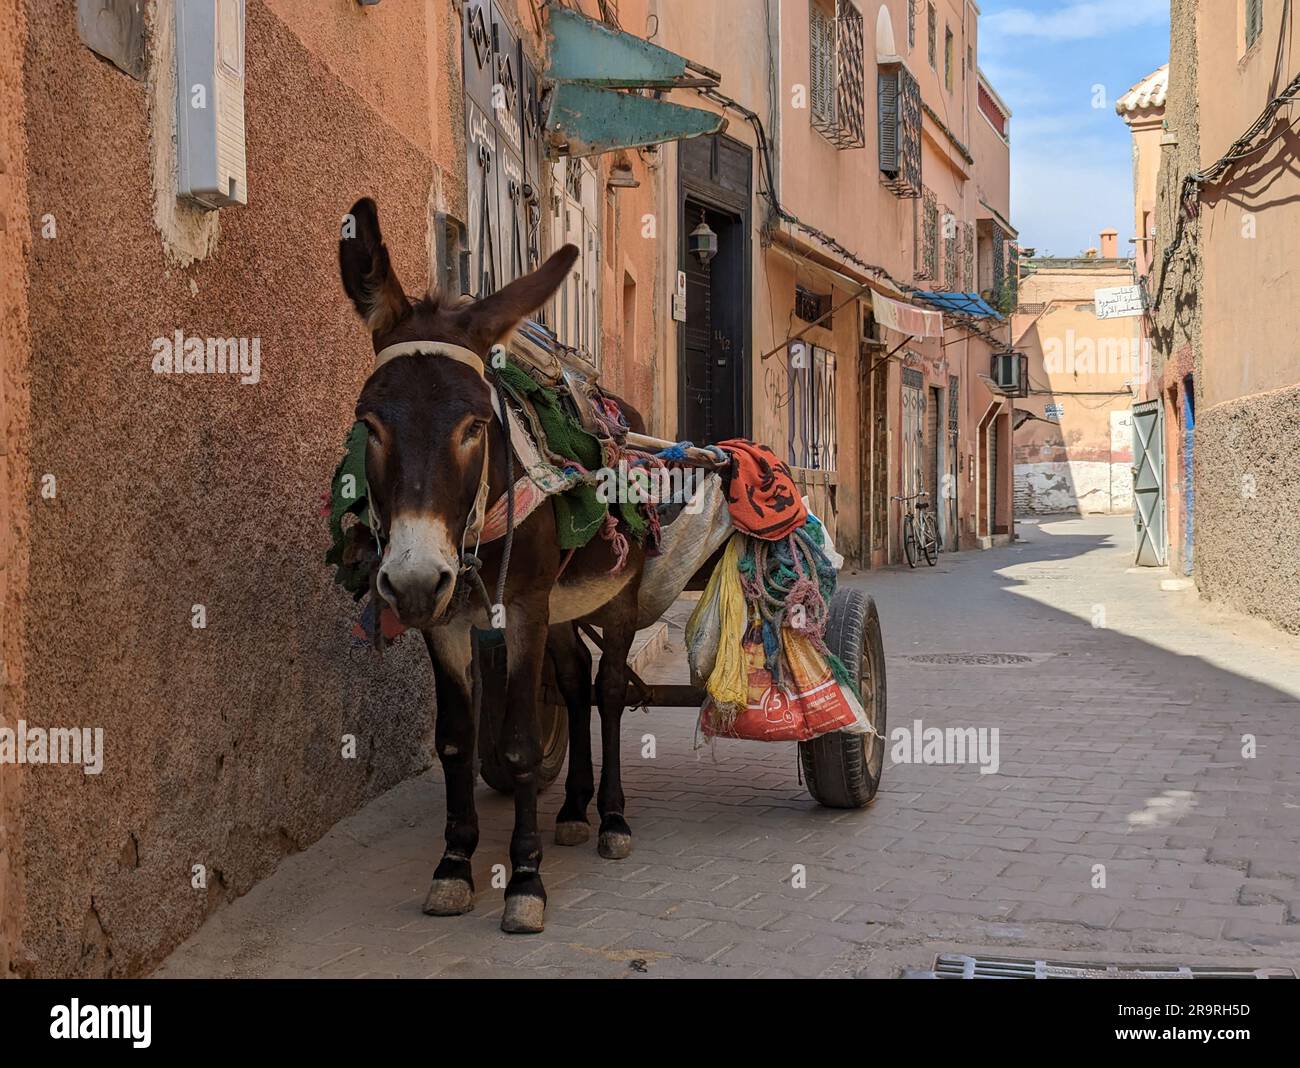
[991,351,1028,397]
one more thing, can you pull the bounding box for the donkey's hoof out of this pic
[423,878,474,916]
[598,831,633,860]
[555,821,591,846]
[501,895,546,934]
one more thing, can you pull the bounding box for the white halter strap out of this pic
[373,341,486,376]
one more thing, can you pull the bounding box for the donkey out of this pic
[340,198,645,933]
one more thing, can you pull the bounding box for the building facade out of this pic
[0,0,1016,976]
[1011,251,1140,517]
[1127,1,1299,632]
[648,0,1017,566]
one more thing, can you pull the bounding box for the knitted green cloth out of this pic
[496,362,647,549]
[324,421,376,598]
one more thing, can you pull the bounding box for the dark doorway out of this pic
[681,201,744,443]
[678,134,751,445]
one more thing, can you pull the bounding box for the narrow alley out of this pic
[156,516,1300,979]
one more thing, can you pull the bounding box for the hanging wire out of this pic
[1151,60,1300,312]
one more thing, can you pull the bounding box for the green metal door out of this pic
[1132,398,1166,566]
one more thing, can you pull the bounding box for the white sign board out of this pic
[1094,285,1144,320]
[672,271,687,322]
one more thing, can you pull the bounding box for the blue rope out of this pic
[655,441,694,461]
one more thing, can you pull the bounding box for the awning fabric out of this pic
[911,291,1004,320]
[871,290,944,339]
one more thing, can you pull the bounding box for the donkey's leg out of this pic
[500,608,550,933]
[422,626,479,916]
[549,623,595,845]
[594,615,637,860]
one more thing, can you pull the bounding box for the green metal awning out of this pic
[543,6,726,158]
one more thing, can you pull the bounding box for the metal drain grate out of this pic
[903,653,1036,666]
[918,954,1296,979]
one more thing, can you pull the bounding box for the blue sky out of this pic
[977,0,1170,256]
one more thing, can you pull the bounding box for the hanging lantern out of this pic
[688,216,718,266]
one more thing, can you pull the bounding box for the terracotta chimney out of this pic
[1100,229,1119,258]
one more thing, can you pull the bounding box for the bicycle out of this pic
[893,491,939,568]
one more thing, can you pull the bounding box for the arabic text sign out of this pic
[1094,285,1145,320]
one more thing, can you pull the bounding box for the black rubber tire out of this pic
[476,633,568,795]
[903,515,918,568]
[798,589,887,809]
[922,513,939,566]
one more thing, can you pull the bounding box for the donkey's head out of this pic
[340,197,577,627]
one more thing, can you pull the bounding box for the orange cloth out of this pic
[717,438,807,540]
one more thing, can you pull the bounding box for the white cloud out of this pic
[985,0,1168,42]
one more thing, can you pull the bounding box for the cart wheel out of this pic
[799,589,887,809]
[475,632,568,795]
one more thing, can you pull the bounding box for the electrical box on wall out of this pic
[175,0,247,210]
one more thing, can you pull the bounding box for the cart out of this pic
[475,434,887,810]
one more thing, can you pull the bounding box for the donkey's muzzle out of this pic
[377,562,456,626]
[376,514,460,626]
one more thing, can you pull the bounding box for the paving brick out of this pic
[156,517,1300,978]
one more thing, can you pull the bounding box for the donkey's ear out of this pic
[462,244,580,349]
[339,197,408,336]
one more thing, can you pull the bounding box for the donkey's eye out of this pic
[463,419,488,445]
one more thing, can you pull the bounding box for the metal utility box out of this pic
[175,0,247,209]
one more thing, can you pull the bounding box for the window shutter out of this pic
[810,6,836,129]
[878,70,899,172]
[878,63,921,196]
[1246,0,1263,48]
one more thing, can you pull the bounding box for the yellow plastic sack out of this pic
[684,533,748,711]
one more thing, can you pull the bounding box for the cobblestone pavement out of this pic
[156,516,1300,978]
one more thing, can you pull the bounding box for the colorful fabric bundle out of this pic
[496,362,649,550]
[686,510,868,744]
[716,438,807,540]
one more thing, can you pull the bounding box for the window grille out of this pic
[795,285,833,326]
[943,207,959,290]
[917,188,938,280]
[944,26,953,90]
[549,159,600,366]
[962,222,976,291]
[810,1,866,148]
[788,344,838,471]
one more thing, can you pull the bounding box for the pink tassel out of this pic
[600,512,630,574]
